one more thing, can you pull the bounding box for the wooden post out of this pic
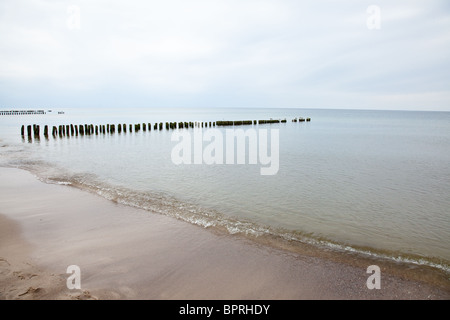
[118,124,122,133]
[21,125,24,136]
[79,125,84,135]
[148,123,151,131]
[129,124,132,133]
[123,124,126,133]
[52,126,57,137]
[107,124,110,133]
[143,123,146,131]
[75,125,78,136]
[44,125,48,137]
[154,123,157,130]
[95,125,99,135]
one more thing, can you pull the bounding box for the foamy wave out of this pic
[280,232,450,274]
[20,164,450,277]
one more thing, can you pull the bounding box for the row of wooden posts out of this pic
[216,117,311,126]
[21,118,311,139]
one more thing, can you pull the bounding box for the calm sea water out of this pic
[1,107,449,273]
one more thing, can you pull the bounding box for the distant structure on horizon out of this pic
[0,110,65,115]
[0,110,46,115]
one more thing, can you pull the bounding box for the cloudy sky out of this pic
[0,0,449,111]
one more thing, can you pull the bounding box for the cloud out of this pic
[0,0,449,110]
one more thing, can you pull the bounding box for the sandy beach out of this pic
[0,167,448,300]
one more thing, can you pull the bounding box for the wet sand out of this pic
[0,167,448,300]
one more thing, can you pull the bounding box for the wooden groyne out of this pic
[292,117,311,122]
[215,117,310,126]
[20,117,310,140]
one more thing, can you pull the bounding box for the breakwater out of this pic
[20,117,310,140]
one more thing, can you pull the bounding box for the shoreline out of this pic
[0,167,449,300]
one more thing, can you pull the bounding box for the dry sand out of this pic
[0,167,449,300]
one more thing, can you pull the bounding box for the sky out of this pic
[0,0,449,111]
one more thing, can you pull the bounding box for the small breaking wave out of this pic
[31,167,450,277]
[5,155,450,280]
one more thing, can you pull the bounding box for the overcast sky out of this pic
[0,0,449,111]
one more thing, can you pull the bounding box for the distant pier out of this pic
[1,110,46,115]
[0,109,66,116]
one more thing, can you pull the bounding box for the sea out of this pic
[0,107,449,279]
